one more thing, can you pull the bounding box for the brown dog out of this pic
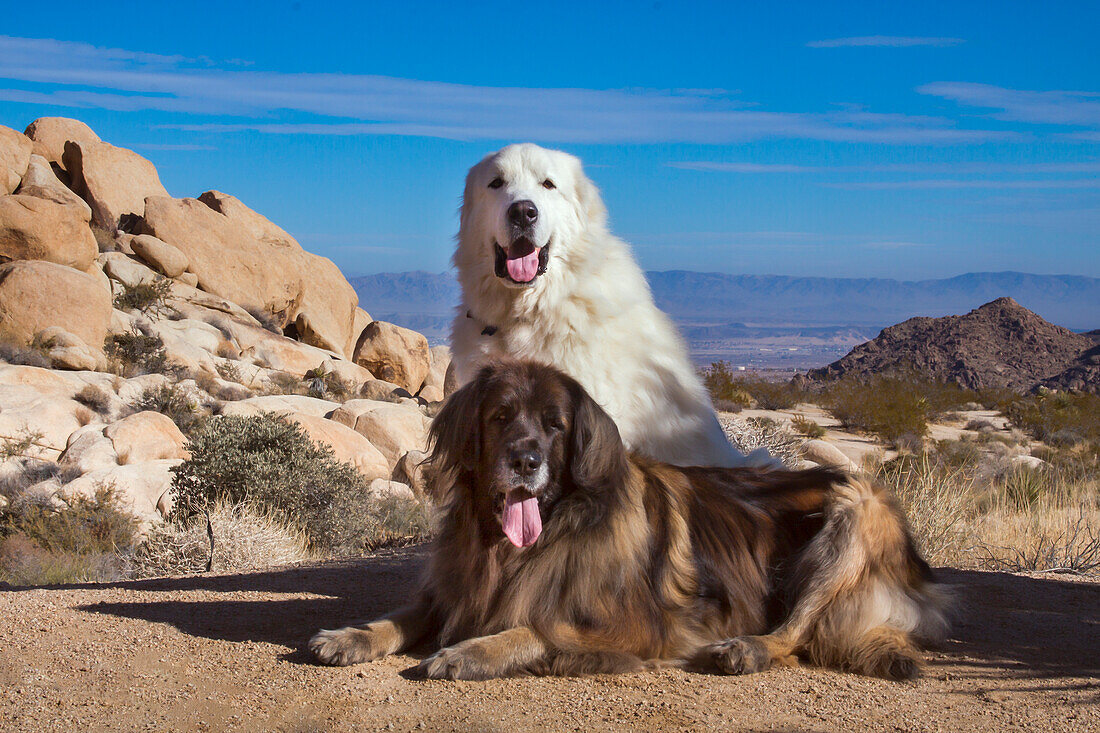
[310,360,949,680]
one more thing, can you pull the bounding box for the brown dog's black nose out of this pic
[507,200,538,227]
[510,448,542,477]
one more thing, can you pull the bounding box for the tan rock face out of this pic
[130,234,188,278]
[0,194,98,270]
[283,412,390,480]
[0,125,33,195]
[104,410,189,464]
[15,154,92,220]
[36,326,102,371]
[330,399,431,469]
[142,195,358,357]
[23,117,101,171]
[60,459,181,523]
[0,260,111,357]
[197,190,300,249]
[353,321,430,393]
[63,140,169,231]
[347,307,372,360]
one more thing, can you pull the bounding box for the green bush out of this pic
[129,383,204,434]
[791,414,826,439]
[0,484,139,586]
[1004,391,1100,445]
[702,362,802,410]
[113,278,174,317]
[105,327,181,377]
[825,376,931,446]
[170,414,426,554]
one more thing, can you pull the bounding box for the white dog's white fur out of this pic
[451,143,769,468]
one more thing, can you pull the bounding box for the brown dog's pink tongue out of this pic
[502,492,542,547]
[505,248,540,282]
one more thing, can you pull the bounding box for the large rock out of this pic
[282,412,390,480]
[59,423,119,474]
[0,376,93,458]
[799,439,859,472]
[330,399,431,469]
[219,394,339,418]
[0,194,97,270]
[347,307,372,360]
[0,125,32,195]
[36,326,103,371]
[23,117,100,172]
[15,154,92,220]
[142,195,358,357]
[104,411,189,464]
[353,321,430,393]
[197,190,300,249]
[63,140,169,231]
[130,234,188,278]
[0,260,111,358]
[60,459,181,523]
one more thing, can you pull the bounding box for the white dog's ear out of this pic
[573,161,607,229]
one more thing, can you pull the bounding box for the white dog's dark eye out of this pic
[488,177,504,189]
[542,179,556,190]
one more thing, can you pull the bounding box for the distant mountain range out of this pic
[350,270,1100,333]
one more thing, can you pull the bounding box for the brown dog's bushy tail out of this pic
[794,473,952,679]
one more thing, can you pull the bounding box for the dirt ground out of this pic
[2,547,1097,732]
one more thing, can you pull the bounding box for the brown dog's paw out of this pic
[309,627,387,667]
[709,636,775,676]
[414,642,498,681]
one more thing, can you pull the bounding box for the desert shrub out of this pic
[131,500,313,577]
[264,370,306,396]
[104,327,181,378]
[1004,391,1100,446]
[719,415,802,467]
[0,427,49,462]
[74,384,112,414]
[825,376,930,446]
[711,398,745,414]
[875,455,974,566]
[305,365,353,401]
[170,414,427,554]
[0,484,138,586]
[0,338,51,368]
[128,383,204,434]
[702,362,802,410]
[215,360,245,384]
[997,464,1050,510]
[791,414,826,439]
[965,418,996,432]
[112,278,174,317]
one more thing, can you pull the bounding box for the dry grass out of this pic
[719,415,803,467]
[874,451,1099,574]
[131,500,314,578]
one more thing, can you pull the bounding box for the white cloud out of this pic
[918,82,1100,126]
[807,36,964,48]
[0,35,1014,146]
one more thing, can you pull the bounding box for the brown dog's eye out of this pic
[542,179,556,190]
[493,410,509,422]
[547,414,566,431]
[488,177,504,189]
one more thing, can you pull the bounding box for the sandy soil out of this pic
[2,547,1097,732]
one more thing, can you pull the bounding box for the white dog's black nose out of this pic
[507,200,538,228]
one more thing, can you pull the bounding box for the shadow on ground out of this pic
[75,551,1099,681]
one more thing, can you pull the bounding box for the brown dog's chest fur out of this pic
[424,458,834,662]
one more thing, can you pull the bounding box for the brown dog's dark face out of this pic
[429,360,629,549]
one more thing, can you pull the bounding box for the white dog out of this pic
[451,143,770,468]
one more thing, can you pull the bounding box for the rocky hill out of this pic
[0,117,451,529]
[807,297,1098,393]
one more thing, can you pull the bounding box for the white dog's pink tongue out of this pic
[505,248,540,283]
[502,492,542,547]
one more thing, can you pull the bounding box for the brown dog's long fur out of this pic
[310,360,949,680]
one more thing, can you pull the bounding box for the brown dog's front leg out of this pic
[310,600,435,667]
[415,626,548,680]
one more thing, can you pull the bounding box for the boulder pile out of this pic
[0,117,452,528]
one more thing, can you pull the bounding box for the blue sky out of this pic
[1,1,1098,279]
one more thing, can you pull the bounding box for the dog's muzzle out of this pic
[494,238,550,285]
